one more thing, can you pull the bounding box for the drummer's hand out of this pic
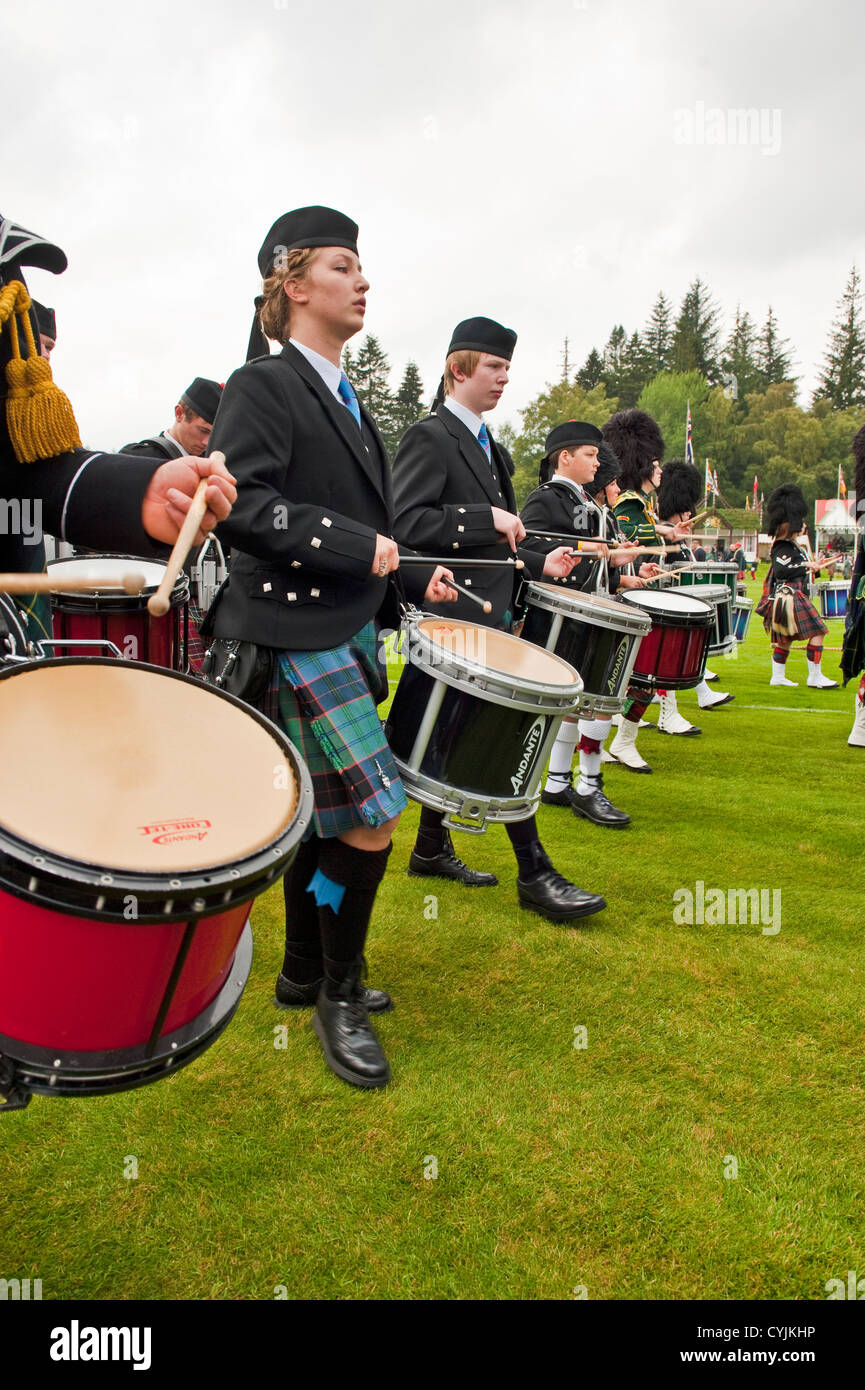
[639,562,662,578]
[609,547,638,566]
[425,566,458,604]
[618,573,647,589]
[491,507,526,550]
[371,535,400,577]
[542,545,581,578]
[143,452,237,545]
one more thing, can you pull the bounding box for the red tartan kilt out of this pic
[760,588,827,641]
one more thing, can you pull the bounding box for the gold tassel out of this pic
[0,280,81,463]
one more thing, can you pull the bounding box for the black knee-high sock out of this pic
[281,833,323,984]
[311,839,393,996]
[506,815,549,880]
[415,806,446,857]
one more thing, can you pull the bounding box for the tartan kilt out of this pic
[257,621,407,839]
[186,604,206,673]
[758,585,827,642]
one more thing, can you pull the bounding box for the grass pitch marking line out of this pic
[740,704,849,714]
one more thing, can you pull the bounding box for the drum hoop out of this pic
[524,583,652,637]
[405,619,583,708]
[0,921,253,1096]
[0,658,313,921]
[618,591,715,627]
[46,555,190,610]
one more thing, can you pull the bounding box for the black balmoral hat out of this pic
[180,377,223,424]
[257,206,359,279]
[447,317,517,361]
[543,420,603,459]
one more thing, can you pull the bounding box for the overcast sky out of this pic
[4,0,864,451]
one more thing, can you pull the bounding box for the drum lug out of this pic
[0,1055,31,1112]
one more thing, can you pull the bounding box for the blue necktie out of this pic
[478,422,492,463]
[337,372,362,428]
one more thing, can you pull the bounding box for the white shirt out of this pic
[289,338,343,400]
[443,395,484,441]
[162,429,188,456]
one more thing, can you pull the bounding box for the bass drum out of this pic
[0,659,312,1108]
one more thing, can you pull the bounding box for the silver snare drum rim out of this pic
[399,615,583,715]
[523,582,652,637]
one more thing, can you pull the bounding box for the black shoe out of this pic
[275,967,393,1014]
[408,829,498,886]
[517,851,606,923]
[571,776,630,828]
[312,964,390,1089]
[540,778,578,807]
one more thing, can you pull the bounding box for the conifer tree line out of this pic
[345,267,865,526]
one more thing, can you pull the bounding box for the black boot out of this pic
[570,773,631,829]
[276,956,393,1013]
[408,827,498,886]
[516,842,606,923]
[312,958,390,1089]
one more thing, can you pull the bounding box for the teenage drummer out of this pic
[392,318,605,923]
[601,409,693,769]
[521,426,660,827]
[207,206,455,1091]
[756,484,839,690]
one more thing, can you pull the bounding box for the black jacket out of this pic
[208,344,428,649]
[392,405,544,625]
[120,433,185,462]
[519,478,619,595]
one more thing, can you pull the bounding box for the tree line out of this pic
[344,266,865,519]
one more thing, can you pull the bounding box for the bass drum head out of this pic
[0,660,298,875]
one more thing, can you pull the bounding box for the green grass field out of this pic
[3,571,863,1302]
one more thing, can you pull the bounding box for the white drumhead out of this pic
[621,589,712,615]
[48,555,168,594]
[530,583,625,618]
[0,663,297,872]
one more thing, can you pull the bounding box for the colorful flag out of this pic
[705,457,712,503]
[685,402,695,467]
[713,468,720,496]
[752,474,759,506]
[839,464,847,499]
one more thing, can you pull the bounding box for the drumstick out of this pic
[440,575,492,614]
[0,571,146,595]
[398,556,524,569]
[147,473,214,617]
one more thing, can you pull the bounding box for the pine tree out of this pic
[601,324,628,397]
[721,306,761,399]
[342,346,356,379]
[755,306,794,387]
[670,278,721,380]
[576,347,604,390]
[389,360,426,448]
[352,335,393,420]
[813,267,865,410]
[643,292,673,375]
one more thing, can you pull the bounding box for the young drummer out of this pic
[843,425,865,745]
[208,206,455,1090]
[392,320,606,923]
[756,484,838,689]
[601,409,691,771]
[521,425,658,827]
[655,458,733,728]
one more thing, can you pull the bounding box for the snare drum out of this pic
[697,582,736,655]
[520,583,651,716]
[733,596,754,643]
[816,581,848,619]
[0,659,311,1106]
[47,555,189,670]
[617,589,714,691]
[385,617,582,831]
[0,595,32,663]
[677,562,739,610]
